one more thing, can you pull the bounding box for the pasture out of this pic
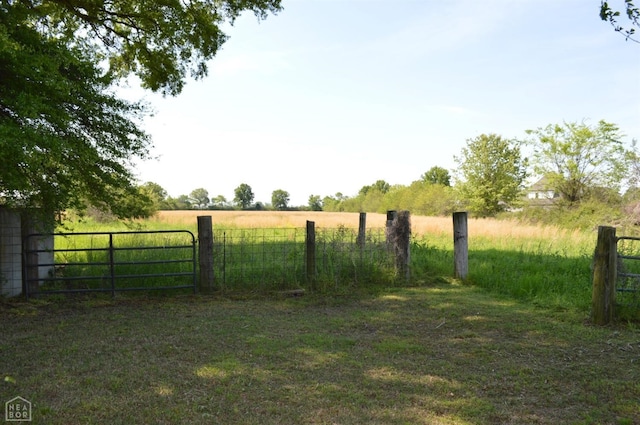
[2,211,639,424]
[61,211,601,312]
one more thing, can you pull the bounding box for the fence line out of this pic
[209,226,398,292]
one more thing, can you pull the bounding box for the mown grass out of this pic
[1,285,639,424]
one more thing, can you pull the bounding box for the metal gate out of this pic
[24,230,196,299]
[616,235,640,308]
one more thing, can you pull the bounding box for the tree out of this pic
[211,195,228,208]
[140,182,168,207]
[175,195,193,210]
[455,134,528,217]
[624,138,640,188]
[526,120,626,204]
[1,0,281,220]
[600,0,640,43]
[308,195,323,211]
[0,8,151,219]
[13,0,283,96]
[359,180,391,196]
[421,166,451,186]
[271,189,289,210]
[234,183,254,209]
[190,188,210,209]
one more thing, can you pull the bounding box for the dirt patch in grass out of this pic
[1,285,639,424]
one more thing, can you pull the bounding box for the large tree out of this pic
[0,10,150,218]
[421,166,451,186]
[455,134,528,217]
[271,189,289,210]
[526,120,626,204]
[234,183,254,209]
[0,0,281,219]
[11,0,283,96]
[190,188,210,209]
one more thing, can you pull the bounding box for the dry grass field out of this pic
[150,210,592,245]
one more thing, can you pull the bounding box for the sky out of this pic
[128,0,640,207]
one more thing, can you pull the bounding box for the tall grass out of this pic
[57,212,604,314]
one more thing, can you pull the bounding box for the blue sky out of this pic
[130,0,640,206]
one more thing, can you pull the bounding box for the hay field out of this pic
[151,210,591,243]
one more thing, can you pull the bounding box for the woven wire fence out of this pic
[212,227,396,292]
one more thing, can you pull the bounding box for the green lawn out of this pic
[1,284,638,424]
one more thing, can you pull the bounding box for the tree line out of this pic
[125,119,640,230]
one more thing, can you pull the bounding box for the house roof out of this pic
[528,176,554,192]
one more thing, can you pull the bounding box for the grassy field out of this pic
[1,285,639,424]
[110,211,604,314]
[3,211,640,423]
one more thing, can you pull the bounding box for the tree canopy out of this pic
[526,120,626,204]
[0,0,281,219]
[11,0,283,95]
[271,189,289,210]
[0,9,150,217]
[234,183,254,209]
[421,166,451,186]
[455,134,528,217]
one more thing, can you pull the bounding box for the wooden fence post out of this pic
[453,212,468,280]
[386,210,397,247]
[197,216,214,293]
[306,220,316,288]
[356,212,367,249]
[393,210,411,281]
[592,225,617,325]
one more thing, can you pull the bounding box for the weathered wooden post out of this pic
[356,212,367,249]
[592,225,617,325]
[306,220,316,289]
[385,210,397,247]
[393,210,411,281]
[197,216,214,293]
[453,212,468,280]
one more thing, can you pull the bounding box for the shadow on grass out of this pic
[1,284,638,424]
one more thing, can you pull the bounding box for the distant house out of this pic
[526,177,560,206]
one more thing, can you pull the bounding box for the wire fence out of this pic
[212,226,397,292]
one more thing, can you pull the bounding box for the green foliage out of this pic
[358,180,391,196]
[526,120,627,204]
[190,187,210,209]
[17,0,283,96]
[308,195,323,211]
[271,189,290,210]
[234,183,254,209]
[421,166,451,186]
[455,134,528,217]
[600,0,640,42]
[0,5,152,218]
[1,0,281,220]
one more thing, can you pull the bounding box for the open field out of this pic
[147,210,592,242]
[3,212,638,423]
[57,211,613,314]
[1,285,638,424]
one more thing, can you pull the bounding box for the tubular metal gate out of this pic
[616,235,640,308]
[24,230,197,299]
